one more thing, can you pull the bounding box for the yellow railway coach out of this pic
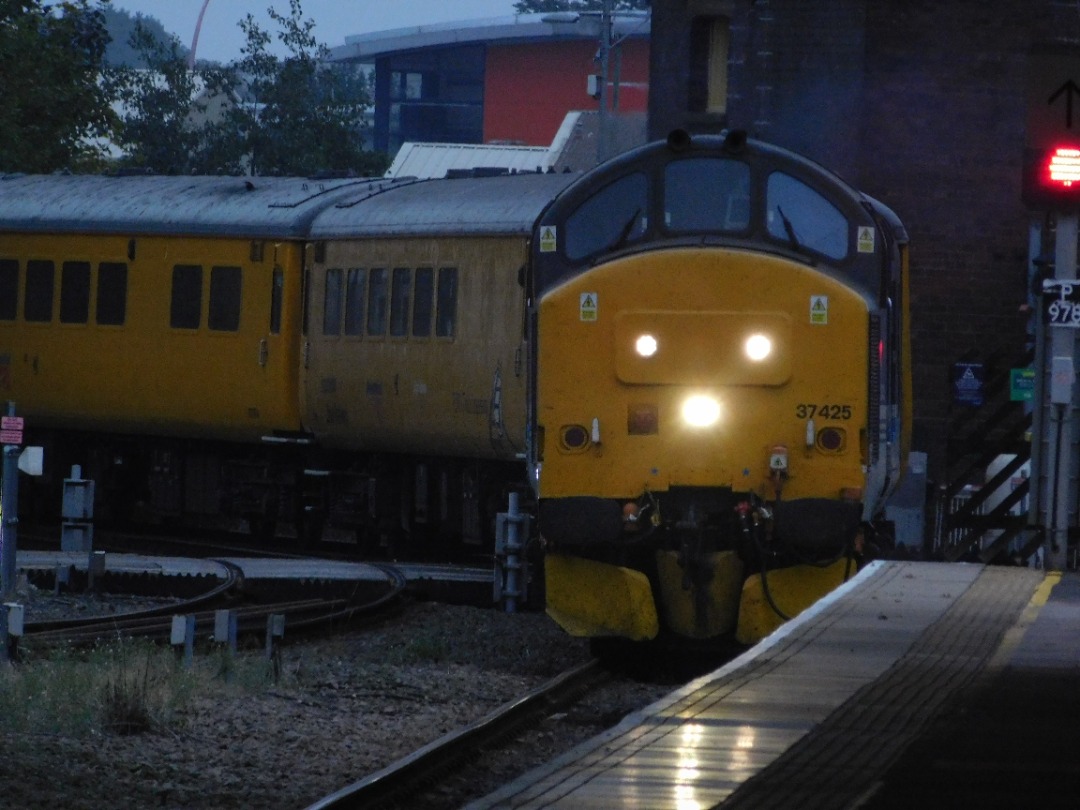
[0,174,373,526]
[528,131,911,647]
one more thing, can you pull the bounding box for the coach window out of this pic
[209,266,242,331]
[367,268,389,336]
[269,267,283,334]
[344,268,366,336]
[170,264,202,329]
[565,172,648,261]
[665,158,750,232]
[0,260,18,320]
[390,267,412,337]
[25,260,54,323]
[96,262,127,326]
[323,268,343,335]
[412,267,434,337]
[436,267,458,338]
[766,172,849,260]
[60,261,91,324]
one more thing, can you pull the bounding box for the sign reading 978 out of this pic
[1043,279,1080,326]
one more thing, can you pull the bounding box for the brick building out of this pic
[651,1,1074,482]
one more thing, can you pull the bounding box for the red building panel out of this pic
[483,40,649,146]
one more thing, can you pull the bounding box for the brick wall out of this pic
[651,0,1071,480]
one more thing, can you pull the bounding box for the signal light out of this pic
[1023,145,1080,207]
[1048,147,1080,186]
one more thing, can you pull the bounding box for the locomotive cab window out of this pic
[565,172,649,260]
[96,262,127,326]
[665,158,750,232]
[208,266,241,331]
[25,260,54,323]
[0,260,18,321]
[765,172,849,260]
[60,261,91,324]
[170,264,202,329]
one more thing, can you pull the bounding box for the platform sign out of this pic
[952,362,985,407]
[1042,279,1080,326]
[1024,45,1080,207]
[0,417,21,446]
[1011,368,1036,402]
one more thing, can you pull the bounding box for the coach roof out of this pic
[0,173,393,239]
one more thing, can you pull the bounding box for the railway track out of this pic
[21,561,409,650]
[306,658,612,810]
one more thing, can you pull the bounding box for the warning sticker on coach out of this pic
[539,226,557,253]
[810,295,828,325]
[580,292,598,322]
[857,226,875,253]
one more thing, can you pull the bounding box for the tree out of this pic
[102,7,189,68]
[0,0,115,173]
[211,0,387,177]
[102,24,225,173]
[513,0,650,11]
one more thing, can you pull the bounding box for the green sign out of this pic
[1010,368,1036,402]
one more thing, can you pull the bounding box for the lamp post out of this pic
[543,0,617,165]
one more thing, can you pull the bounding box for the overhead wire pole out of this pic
[1,402,19,598]
[597,0,612,164]
[1048,215,1078,570]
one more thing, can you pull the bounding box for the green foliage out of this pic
[102,6,185,68]
[108,0,387,177]
[216,0,387,177]
[102,24,230,174]
[0,639,196,736]
[0,0,116,173]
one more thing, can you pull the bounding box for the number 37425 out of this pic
[796,403,853,420]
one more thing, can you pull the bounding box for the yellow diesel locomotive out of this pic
[0,130,909,647]
[529,131,911,646]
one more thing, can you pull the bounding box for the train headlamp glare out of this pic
[635,334,658,358]
[744,333,772,362]
[682,395,721,427]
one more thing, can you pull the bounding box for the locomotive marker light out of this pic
[635,334,658,357]
[744,333,772,361]
[682,395,721,428]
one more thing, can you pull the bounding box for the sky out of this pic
[110,1,519,63]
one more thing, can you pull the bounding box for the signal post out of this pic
[1024,45,1080,570]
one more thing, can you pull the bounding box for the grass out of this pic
[0,637,282,738]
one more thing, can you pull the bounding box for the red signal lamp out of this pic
[1048,147,1080,186]
[1023,144,1080,207]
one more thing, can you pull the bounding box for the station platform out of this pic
[467,560,1079,809]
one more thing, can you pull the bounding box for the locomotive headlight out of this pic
[635,333,658,358]
[744,333,772,362]
[682,395,721,428]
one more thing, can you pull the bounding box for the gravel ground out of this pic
[0,594,679,810]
